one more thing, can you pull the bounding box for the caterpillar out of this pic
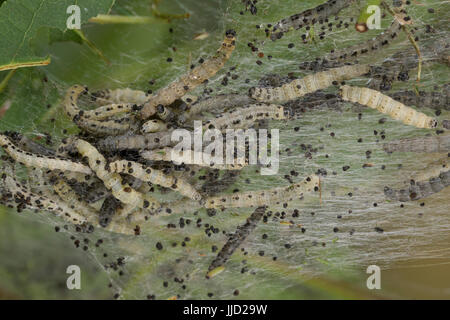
[384,169,450,202]
[207,206,266,275]
[97,130,181,152]
[203,104,291,131]
[177,94,256,124]
[140,148,247,170]
[0,166,87,225]
[249,64,370,103]
[204,175,320,208]
[64,85,133,136]
[270,0,355,41]
[383,134,450,153]
[140,30,237,119]
[82,103,140,120]
[324,20,401,62]
[339,85,438,129]
[389,85,450,111]
[4,131,56,157]
[141,119,170,133]
[91,88,149,106]
[54,181,138,235]
[75,139,160,210]
[52,178,98,221]
[0,134,92,174]
[108,160,203,201]
[299,20,402,72]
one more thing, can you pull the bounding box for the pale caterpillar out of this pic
[203,104,292,131]
[82,103,139,120]
[207,206,266,275]
[0,134,92,174]
[91,88,149,106]
[64,85,133,136]
[270,0,355,41]
[140,30,237,119]
[141,119,170,133]
[339,85,438,129]
[0,167,87,225]
[52,178,99,222]
[177,94,256,124]
[383,134,450,153]
[249,64,370,103]
[53,180,138,234]
[389,85,450,111]
[108,160,203,201]
[204,175,320,208]
[75,139,160,210]
[140,148,247,170]
[384,169,450,202]
[97,130,182,152]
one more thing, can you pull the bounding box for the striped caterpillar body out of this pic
[340,85,438,129]
[203,104,291,130]
[207,206,266,274]
[141,119,170,133]
[140,30,237,119]
[64,85,133,136]
[91,88,149,105]
[98,130,177,152]
[141,148,247,170]
[0,168,87,225]
[178,94,256,124]
[75,139,160,210]
[325,20,401,62]
[83,103,139,120]
[384,169,450,202]
[0,134,92,174]
[204,175,320,208]
[389,86,450,111]
[52,178,99,221]
[249,64,370,103]
[383,134,450,153]
[270,0,354,41]
[108,160,203,201]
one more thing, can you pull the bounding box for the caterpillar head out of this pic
[225,29,237,38]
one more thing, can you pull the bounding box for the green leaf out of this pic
[0,0,115,71]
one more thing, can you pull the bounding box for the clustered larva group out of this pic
[0,0,448,300]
